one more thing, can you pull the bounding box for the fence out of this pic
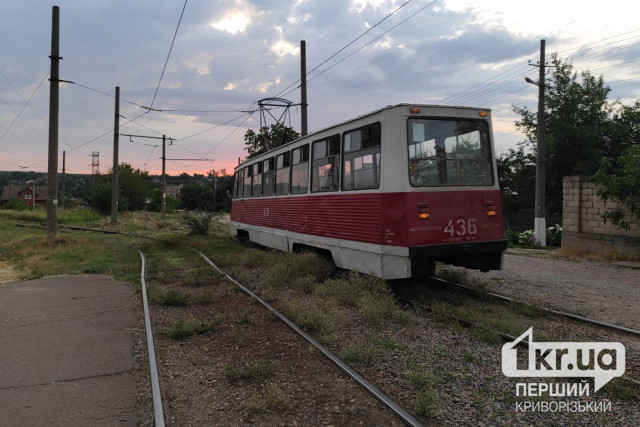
[562,176,640,253]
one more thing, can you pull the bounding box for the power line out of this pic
[0,73,49,144]
[149,0,188,110]
[558,28,640,57]
[184,113,253,167]
[440,28,640,109]
[0,69,49,128]
[67,79,243,114]
[280,0,439,99]
[176,112,253,143]
[274,0,418,99]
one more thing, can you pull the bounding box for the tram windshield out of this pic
[407,119,494,186]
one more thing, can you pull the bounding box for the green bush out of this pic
[6,199,28,211]
[181,211,218,235]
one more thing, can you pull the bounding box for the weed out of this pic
[237,307,251,324]
[293,275,316,294]
[430,301,456,324]
[339,345,378,366]
[436,267,469,283]
[225,358,274,381]
[510,300,546,318]
[241,382,287,413]
[463,349,474,362]
[158,315,223,340]
[412,389,439,417]
[151,289,190,306]
[471,327,502,345]
[265,310,279,322]
[602,378,638,400]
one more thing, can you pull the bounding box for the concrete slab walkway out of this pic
[0,275,138,426]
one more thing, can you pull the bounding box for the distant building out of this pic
[1,184,49,208]
[165,184,183,200]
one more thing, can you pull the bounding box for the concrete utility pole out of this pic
[300,40,308,136]
[534,40,547,246]
[111,86,120,224]
[46,5,60,237]
[61,150,65,210]
[162,135,166,218]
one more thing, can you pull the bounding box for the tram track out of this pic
[430,276,640,338]
[6,220,639,423]
[22,221,421,425]
[390,274,640,387]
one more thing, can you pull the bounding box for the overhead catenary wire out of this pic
[0,69,50,129]
[274,0,419,99]
[0,72,50,144]
[148,0,188,111]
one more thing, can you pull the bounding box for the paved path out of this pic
[0,275,138,426]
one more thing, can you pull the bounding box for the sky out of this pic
[1,0,639,177]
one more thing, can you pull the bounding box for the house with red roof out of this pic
[1,184,49,208]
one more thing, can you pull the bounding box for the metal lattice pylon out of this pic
[91,151,99,187]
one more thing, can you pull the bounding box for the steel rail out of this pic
[197,250,423,427]
[137,249,165,427]
[430,276,640,387]
[431,277,640,337]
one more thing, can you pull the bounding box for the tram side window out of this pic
[262,158,275,197]
[342,122,381,190]
[243,166,252,198]
[233,171,240,198]
[291,145,309,194]
[252,162,263,197]
[312,135,340,192]
[275,152,291,196]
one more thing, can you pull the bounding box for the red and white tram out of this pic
[231,104,507,279]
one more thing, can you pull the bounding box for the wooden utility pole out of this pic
[300,40,308,136]
[162,135,166,217]
[46,5,60,236]
[61,150,65,210]
[534,39,547,246]
[111,86,120,224]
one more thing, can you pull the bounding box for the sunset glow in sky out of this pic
[1,0,638,176]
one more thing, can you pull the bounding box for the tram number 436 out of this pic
[444,218,477,237]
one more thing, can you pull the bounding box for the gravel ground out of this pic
[134,248,640,426]
[460,250,640,330]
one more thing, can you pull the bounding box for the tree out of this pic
[592,144,640,230]
[513,54,621,222]
[244,123,300,159]
[87,163,151,214]
[497,147,536,230]
[178,183,215,211]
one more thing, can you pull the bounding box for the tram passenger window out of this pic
[291,145,309,194]
[243,166,252,197]
[233,171,240,198]
[408,119,494,187]
[262,158,275,197]
[342,123,381,190]
[252,162,263,197]
[312,135,340,192]
[275,152,291,196]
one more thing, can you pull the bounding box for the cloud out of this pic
[210,9,252,34]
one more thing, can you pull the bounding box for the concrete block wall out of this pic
[563,176,640,237]
[562,176,640,253]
